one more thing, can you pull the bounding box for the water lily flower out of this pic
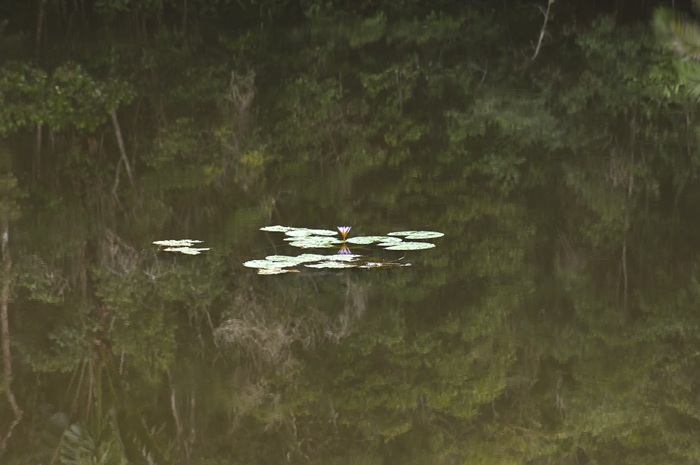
[338,243,353,255]
[337,226,351,240]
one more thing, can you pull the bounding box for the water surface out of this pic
[2,3,700,464]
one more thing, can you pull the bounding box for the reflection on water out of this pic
[2,2,700,464]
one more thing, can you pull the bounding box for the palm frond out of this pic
[654,7,700,60]
[57,422,100,465]
[669,20,700,60]
[53,345,170,465]
[676,60,700,101]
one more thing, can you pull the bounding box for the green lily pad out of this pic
[345,236,397,245]
[305,261,357,269]
[283,236,338,242]
[324,254,363,261]
[154,239,203,247]
[264,255,301,262]
[260,225,297,233]
[387,231,444,239]
[285,228,338,237]
[284,235,342,242]
[289,237,342,248]
[289,243,334,249]
[383,242,436,251]
[163,246,210,255]
[284,230,315,237]
[243,259,297,268]
[406,231,444,239]
[247,225,440,274]
[295,253,336,263]
[376,237,404,246]
[265,254,332,264]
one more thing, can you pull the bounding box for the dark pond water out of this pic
[2,2,700,464]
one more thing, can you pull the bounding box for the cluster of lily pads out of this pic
[243,226,443,275]
[153,239,210,255]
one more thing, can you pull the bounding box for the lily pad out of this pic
[289,242,335,249]
[264,255,301,262]
[282,236,342,242]
[285,228,338,237]
[260,225,297,233]
[284,230,315,237]
[243,259,297,268]
[247,225,441,274]
[265,254,320,264]
[387,231,444,239]
[289,237,342,248]
[376,237,404,246]
[305,261,357,269]
[324,254,363,261]
[163,246,210,255]
[345,236,398,245]
[154,239,203,247]
[383,242,436,251]
[405,231,444,240]
[295,253,336,263]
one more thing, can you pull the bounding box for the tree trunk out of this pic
[49,126,55,155]
[0,218,22,450]
[35,0,46,59]
[34,122,42,180]
[110,108,135,187]
[532,0,553,61]
[622,113,637,313]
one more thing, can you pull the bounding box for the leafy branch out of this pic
[654,0,700,100]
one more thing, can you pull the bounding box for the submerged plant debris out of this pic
[258,268,300,275]
[247,225,444,274]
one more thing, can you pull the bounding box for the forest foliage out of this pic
[2,0,700,464]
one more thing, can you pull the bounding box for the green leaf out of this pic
[305,261,357,269]
[244,259,297,268]
[387,230,444,239]
[345,235,399,244]
[289,237,343,248]
[284,228,339,237]
[163,246,210,255]
[383,242,436,250]
[260,225,297,232]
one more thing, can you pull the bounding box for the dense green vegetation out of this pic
[3,0,700,463]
